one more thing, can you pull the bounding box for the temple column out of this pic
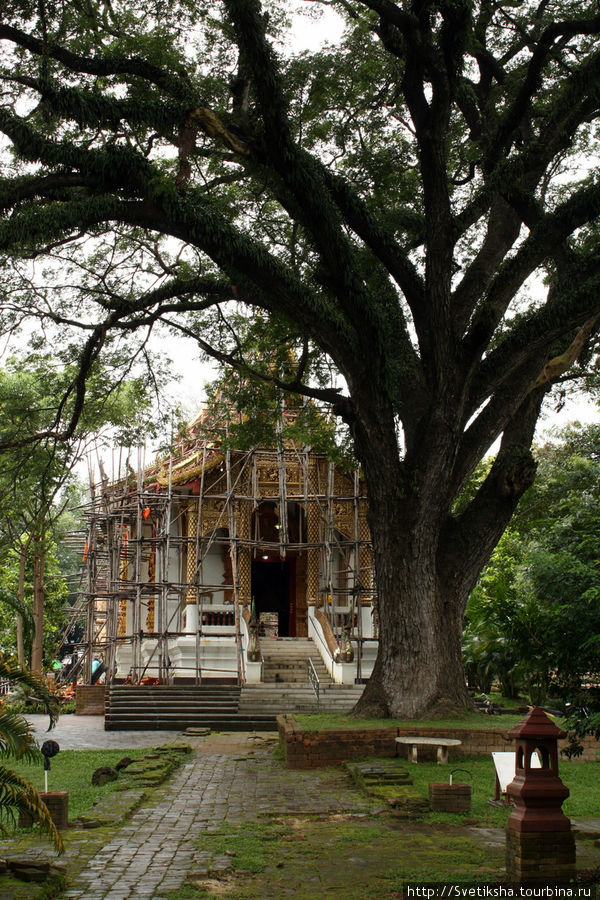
[146,524,156,631]
[358,501,374,634]
[307,500,321,607]
[117,524,129,637]
[185,504,198,634]
[237,500,251,607]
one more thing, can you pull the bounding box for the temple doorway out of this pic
[251,559,293,637]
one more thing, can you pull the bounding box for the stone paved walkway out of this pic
[61,733,374,899]
[25,715,183,750]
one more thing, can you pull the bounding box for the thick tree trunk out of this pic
[345,382,471,717]
[357,513,471,718]
[349,390,537,719]
[353,452,471,718]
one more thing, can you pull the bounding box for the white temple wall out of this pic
[200,545,226,604]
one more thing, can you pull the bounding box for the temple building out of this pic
[76,410,378,688]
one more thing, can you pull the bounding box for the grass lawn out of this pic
[294,710,530,730]
[6,747,147,824]
[178,817,506,899]
[367,754,600,826]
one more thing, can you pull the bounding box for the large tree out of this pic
[1,0,600,715]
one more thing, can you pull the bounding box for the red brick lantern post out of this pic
[505,707,576,884]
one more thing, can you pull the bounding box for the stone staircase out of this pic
[261,637,330,683]
[238,682,365,716]
[240,636,365,715]
[104,685,278,732]
[103,638,366,729]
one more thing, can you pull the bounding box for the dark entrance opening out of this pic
[251,559,290,637]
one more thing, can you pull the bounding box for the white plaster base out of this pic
[332,660,357,684]
[245,660,263,683]
[114,645,133,680]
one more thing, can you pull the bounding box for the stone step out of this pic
[260,637,324,647]
[105,713,278,732]
[262,662,320,669]
[107,703,240,715]
[262,663,328,671]
[260,638,315,644]
[107,688,240,697]
[107,691,239,699]
[263,675,310,684]
[108,689,240,703]
[256,697,358,702]
[260,638,332,688]
[104,679,364,727]
[238,706,357,715]
[239,693,320,703]
[262,662,327,672]
[262,659,325,667]
[263,656,327,672]
[238,682,365,716]
[239,692,353,700]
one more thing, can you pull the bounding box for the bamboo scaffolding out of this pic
[66,428,375,685]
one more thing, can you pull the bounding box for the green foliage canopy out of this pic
[0,0,599,452]
[0,354,159,668]
[463,424,600,704]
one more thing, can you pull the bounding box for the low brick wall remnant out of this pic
[277,715,600,768]
[76,685,106,715]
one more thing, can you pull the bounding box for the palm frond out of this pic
[0,656,59,728]
[0,707,41,763]
[0,765,63,852]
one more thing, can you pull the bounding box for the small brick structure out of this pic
[19,791,69,831]
[75,685,106,715]
[429,782,471,812]
[505,707,576,885]
[506,830,576,885]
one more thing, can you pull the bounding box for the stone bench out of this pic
[395,736,462,765]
